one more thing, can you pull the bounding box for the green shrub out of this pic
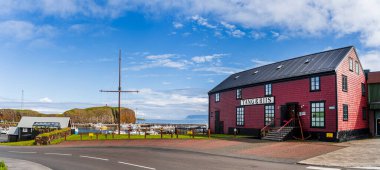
[35,128,71,145]
[0,160,7,170]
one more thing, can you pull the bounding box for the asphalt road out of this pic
[0,146,312,170]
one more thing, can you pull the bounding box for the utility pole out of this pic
[100,49,138,134]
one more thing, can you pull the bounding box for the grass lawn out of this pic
[66,134,208,140]
[0,140,35,146]
[65,133,252,141]
[0,134,253,146]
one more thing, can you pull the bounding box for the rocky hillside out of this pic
[63,106,135,124]
[0,106,136,124]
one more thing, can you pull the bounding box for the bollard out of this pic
[208,129,211,139]
[80,134,82,140]
[144,131,147,139]
[96,134,99,140]
[171,133,173,139]
[176,129,179,139]
[128,131,130,139]
[160,130,163,139]
[64,132,67,141]
[192,129,195,139]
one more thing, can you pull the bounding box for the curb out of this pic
[0,157,51,170]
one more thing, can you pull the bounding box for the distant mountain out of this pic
[185,115,208,120]
[0,106,136,124]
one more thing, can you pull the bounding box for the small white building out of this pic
[8,116,71,142]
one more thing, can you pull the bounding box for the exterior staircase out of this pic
[262,126,295,141]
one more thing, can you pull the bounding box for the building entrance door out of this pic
[377,119,380,136]
[281,103,298,126]
[215,111,222,134]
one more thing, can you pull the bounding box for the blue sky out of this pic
[1,1,380,119]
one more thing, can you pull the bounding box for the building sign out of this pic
[329,106,336,110]
[240,97,274,106]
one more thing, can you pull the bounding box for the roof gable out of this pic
[209,46,353,94]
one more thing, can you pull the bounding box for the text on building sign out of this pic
[240,97,274,106]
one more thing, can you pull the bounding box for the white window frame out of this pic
[310,76,320,91]
[349,58,353,71]
[236,89,242,99]
[215,93,220,102]
[265,84,272,96]
[236,107,244,126]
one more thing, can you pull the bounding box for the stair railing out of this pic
[260,118,275,137]
[276,118,295,139]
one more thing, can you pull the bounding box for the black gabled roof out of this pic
[209,46,354,94]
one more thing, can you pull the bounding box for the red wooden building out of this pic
[208,46,368,142]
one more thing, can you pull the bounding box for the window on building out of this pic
[343,104,348,121]
[342,75,348,92]
[362,107,367,120]
[362,83,366,96]
[265,84,272,96]
[236,89,242,99]
[264,105,275,126]
[349,58,353,71]
[310,76,320,91]
[22,128,28,132]
[355,61,360,75]
[311,101,325,128]
[236,107,244,126]
[215,93,220,102]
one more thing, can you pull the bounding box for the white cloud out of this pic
[251,59,273,67]
[162,81,172,85]
[113,1,380,47]
[189,43,206,47]
[193,66,242,75]
[323,46,333,51]
[271,31,288,41]
[191,54,226,63]
[146,54,175,60]
[229,29,245,38]
[250,31,266,39]
[360,50,380,72]
[69,24,88,33]
[221,21,245,38]
[127,54,190,71]
[173,22,183,29]
[39,97,53,103]
[117,88,208,119]
[191,15,217,29]
[0,20,56,42]
[220,21,236,30]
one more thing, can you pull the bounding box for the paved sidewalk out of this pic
[59,138,343,163]
[299,138,380,167]
[0,157,51,170]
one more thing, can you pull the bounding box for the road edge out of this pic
[0,157,51,170]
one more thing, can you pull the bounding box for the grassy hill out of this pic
[0,106,136,124]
